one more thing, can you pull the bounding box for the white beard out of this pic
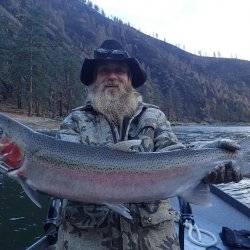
[87,80,141,125]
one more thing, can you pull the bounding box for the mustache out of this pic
[92,80,131,93]
[103,83,119,88]
[102,80,121,87]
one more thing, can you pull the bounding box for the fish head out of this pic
[0,113,34,174]
[0,111,37,147]
[0,136,23,173]
[0,134,40,208]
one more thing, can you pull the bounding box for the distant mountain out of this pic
[0,0,250,122]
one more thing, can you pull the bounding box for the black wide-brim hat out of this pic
[80,40,147,88]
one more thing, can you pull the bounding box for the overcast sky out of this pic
[90,0,250,61]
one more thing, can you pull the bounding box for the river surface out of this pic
[0,124,250,249]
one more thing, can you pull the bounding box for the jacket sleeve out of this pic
[153,109,184,152]
[136,107,184,152]
[57,112,81,143]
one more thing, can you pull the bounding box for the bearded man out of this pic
[53,40,242,250]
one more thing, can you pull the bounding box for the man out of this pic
[54,40,242,250]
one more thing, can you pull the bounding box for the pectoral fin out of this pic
[104,203,133,219]
[18,178,41,208]
[180,183,211,206]
[7,170,41,208]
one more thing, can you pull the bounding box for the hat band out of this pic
[94,48,129,60]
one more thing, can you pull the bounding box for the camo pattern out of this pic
[55,100,180,250]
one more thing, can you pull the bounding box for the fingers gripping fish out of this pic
[0,113,249,219]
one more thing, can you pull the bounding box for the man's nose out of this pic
[107,71,118,80]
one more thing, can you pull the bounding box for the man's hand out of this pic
[193,138,243,184]
[202,162,243,184]
[190,138,240,152]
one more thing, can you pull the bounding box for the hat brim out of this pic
[80,58,147,88]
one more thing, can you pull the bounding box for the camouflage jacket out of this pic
[55,100,180,250]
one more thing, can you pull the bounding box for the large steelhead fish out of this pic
[0,112,249,217]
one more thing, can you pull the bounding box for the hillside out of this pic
[0,0,250,122]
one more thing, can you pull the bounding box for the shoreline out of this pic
[1,110,250,127]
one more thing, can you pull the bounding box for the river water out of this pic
[0,124,250,249]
